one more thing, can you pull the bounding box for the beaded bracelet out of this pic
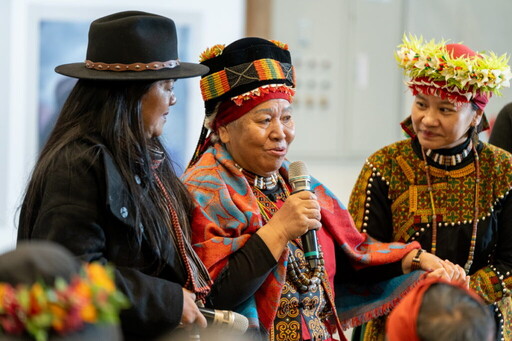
[410,249,425,271]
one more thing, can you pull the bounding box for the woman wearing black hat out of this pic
[17,11,212,340]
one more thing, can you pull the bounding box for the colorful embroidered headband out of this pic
[396,34,512,106]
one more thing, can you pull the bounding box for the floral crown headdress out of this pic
[0,262,129,341]
[395,34,512,105]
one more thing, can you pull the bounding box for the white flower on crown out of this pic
[396,47,415,65]
[396,34,512,97]
[475,69,490,88]
[459,77,470,88]
[428,57,441,73]
[456,67,473,88]
[440,67,456,80]
[492,69,503,83]
[494,69,512,88]
[413,55,429,70]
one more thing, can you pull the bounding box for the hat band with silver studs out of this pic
[85,59,180,72]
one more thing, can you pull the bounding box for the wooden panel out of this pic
[246,0,272,38]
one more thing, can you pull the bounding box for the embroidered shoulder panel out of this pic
[349,140,512,241]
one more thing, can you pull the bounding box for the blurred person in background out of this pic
[489,102,512,153]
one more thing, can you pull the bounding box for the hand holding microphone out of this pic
[180,289,249,340]
[256,161,320,262]
[269,189,321,242]
[288,161,321,269]
[181,289,207,329]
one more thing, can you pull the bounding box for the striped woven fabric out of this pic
[200,58,294,101]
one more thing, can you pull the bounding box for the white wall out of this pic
[270,0,512,208]
[0,0,13,252]
[0,0,245,253]
[402,0,512,120]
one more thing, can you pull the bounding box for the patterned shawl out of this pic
[182,143,424,333]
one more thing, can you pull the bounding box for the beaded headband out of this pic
[396,34,512,105]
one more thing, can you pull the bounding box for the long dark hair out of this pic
[19,79,193,269]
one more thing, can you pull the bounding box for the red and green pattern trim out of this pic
[471,266,510,304]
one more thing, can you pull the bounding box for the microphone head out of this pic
[289,160,309,179]
[289,161,311,193]
[230,311,249,334]
[202,307,249,334]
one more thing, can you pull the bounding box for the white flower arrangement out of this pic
[395,34,512,98]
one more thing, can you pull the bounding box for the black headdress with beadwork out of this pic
[188,38,296,167]
[199,37,295,116]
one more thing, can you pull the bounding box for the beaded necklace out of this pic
[236,165,279,191]
[421,143,480,274]
[240,169,325,291]
[150,153,211,301]
[287,247,325,293]
[425,140,473,167]
[250,173,290,221]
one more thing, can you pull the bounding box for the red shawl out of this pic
[182,143,421,335]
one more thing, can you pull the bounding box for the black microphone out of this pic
[288,161,320,269]
[198,307,249,334]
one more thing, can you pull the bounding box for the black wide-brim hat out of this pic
[55,11,208,80]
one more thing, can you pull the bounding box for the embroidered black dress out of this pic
[348,137,512,341]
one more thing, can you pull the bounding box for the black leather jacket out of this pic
[18,139,188,340]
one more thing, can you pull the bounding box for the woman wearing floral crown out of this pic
[348,34,512,340]
[182,37,465,341]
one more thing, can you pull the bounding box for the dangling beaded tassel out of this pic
[421,148,438,255]
[464,144,480,273]
[421,144,480,274]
